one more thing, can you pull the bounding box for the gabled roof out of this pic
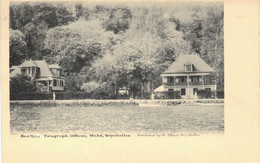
[162,54,214,74]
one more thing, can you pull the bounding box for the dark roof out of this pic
[162,54,214,74]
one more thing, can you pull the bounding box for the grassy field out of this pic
[10,105,224,134]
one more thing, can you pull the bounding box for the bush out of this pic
[116,94,129,99]
[217,91,224,99]
[10,74,37,94]
[197,90,214,99]
[154,91,181,99]
[10,92,53,100]
[10,92,93,100]
[80,81,100,93]
[55,92,92,100]
[36,82,48,92]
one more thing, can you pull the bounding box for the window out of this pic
[35,68,39,77]
[205,88,211,91]
[191,76,199,82]
[181,88,186,95]
[185,64,193,72]
[168,89,173,92]
[162,77,167,83]
[193,88,198,95]
[167,77,173,83]
[180,77,186,82]
[60,80,64,87]
[32,68,36,76]
[21,68,27,74]
[53,80,57,86]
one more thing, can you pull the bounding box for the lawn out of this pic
[10,105,224,134]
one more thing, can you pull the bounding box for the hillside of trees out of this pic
[10,2,224,99]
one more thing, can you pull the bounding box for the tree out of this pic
[10,2,34,30]
[75,3,83,18]
[44,20,116,74]
[9,29,27,67]
[92,5,111,27]
[32,3,58,28]
[200,6,224,91]
[104,6,132,34]
[56,4,76,26]
[64,74,85,92]
[23,22,48,59]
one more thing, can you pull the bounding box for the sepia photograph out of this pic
[9,1,224,134]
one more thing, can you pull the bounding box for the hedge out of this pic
[10,101,139,108]
[154,91,181,99]
[10,92,92,100]
[197,90,224,99]
[10,92,133,100]
[10,91,224,100]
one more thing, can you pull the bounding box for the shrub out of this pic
[55,92,92,100]
[80,81,100,93]
[10,92,93,100]
[197,89,214,99]
[36,82,48,92]
[10,92,53,100]
[217,91,224,99]
[92,82,117,99]
[10,74,37,94]
[154,91,181,99]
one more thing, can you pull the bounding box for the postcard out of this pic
[1,0,259,162]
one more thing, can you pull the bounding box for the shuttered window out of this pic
[185,64,193,72]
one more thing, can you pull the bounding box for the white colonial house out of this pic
[10,59,64,92]
[155,54,216,99]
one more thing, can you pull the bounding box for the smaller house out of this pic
[10,59,64,92]
[156,54,216,99]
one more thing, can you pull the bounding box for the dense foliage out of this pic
[10,2,224,99]
[10,74,37,94]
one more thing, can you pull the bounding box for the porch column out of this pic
[173,77,176,90]
[30,67,32,78]
[187,75,190,98]
[202,75,205,89]
[47,80,49,92]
